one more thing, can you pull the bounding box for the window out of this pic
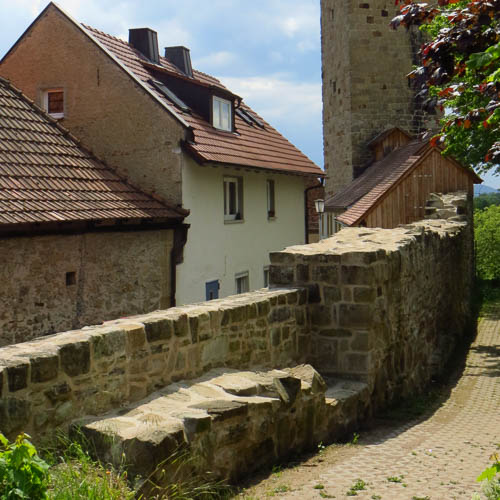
[213,96,232,131]
[43,89,64,118]
[235,272,249,294]
[267,179,275,218]
[65,271,76,286]
[224,176,243,221]
[263,266,270,288]
[205,280,219,300]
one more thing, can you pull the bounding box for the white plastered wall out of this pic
[177,159,307,305]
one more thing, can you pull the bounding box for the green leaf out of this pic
[0,434,8,447]
[477,465,498,482]
[487,67,500,82]
[468,43,500,70]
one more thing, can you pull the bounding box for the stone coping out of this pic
[77,365,369,483]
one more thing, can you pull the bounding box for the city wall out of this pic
[0,193,473,444]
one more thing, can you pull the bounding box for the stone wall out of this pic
[0,229,173,346]
[0,288,307,438]
[270,193,473,408]
[320,0,440,198]
[0,193,474,440]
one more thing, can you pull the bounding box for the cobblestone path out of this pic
[246,305,500,500]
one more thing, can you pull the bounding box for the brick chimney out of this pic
[164,46,193,77]
[129,28,160,64]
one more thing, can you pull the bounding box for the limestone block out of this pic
[7,362,29,392]
[269,265,294,286]
[91,328,126,359]
[339,304,373,328]
[59,341,90,377]
[30,352,59,383]
[341,266,375,285]
[143,317,173,343]
[0,397,31,434]
[284,364,327,395]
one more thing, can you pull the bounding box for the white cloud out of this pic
[280,17,301,37]
[219,75,321,123]
[218,75,323,166]
[195,51,236,70]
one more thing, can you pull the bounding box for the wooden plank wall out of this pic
[365,150,473,228]
[373,130,411,161]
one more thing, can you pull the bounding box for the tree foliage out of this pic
[475,204,500,280]
[474,190,500,208]
[391,0,500,174]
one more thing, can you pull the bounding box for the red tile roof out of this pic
[327,141,427,211]
[0,76,187,226]
[336,141,426,226]
[83,25,323,178]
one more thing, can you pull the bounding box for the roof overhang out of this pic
[182,140,324,178]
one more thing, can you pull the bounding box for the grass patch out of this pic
[42,432,134,500]
[387,475,403,483]
[0,430,234,500]
[346,478,366,496]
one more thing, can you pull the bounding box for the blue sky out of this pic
[0,0,498,189]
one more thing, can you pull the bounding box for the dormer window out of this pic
[43,89,64,119]
[213,96,232,131]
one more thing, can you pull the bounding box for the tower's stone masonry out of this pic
[321,0,439,198]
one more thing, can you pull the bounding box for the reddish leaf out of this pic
[430,136,441,147]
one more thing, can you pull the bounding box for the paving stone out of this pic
[282,304,500,499]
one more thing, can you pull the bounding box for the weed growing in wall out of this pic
[0,432,50,500]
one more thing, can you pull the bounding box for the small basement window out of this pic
[267,179,275,218]
[235,271,249,294]
[66,271,76,286]
[44,89,64,118]
[224,176,243,221]
[213,96,232,131]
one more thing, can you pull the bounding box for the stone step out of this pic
[76,365,369,484]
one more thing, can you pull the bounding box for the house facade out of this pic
[0,3,324,305]
[0,76,187,346]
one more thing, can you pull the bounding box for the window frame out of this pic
[235,271,250,294]
[263,266,270,288]
[212,95,232,131]
[43,88,64,119]
[267,179,276,219]
[223,176,243,222]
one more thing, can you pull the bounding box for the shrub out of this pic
[0,433,50,500]
[472,452,500,500]
[475,206,500,280]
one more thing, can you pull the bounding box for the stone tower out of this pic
[321,1,438,198]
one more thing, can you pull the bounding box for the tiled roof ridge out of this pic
[0,76,188,218]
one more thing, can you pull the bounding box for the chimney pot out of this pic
[129,28,159,64]
[164,46,193,77]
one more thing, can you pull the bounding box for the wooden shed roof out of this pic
[326,138,481,227]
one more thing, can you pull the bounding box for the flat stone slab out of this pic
[76,365,369,483]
